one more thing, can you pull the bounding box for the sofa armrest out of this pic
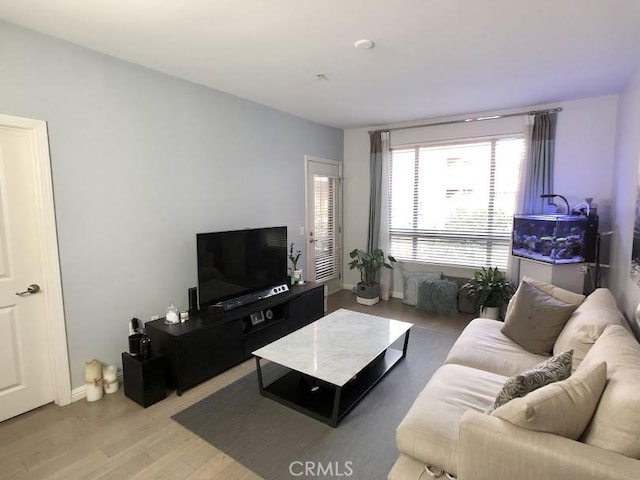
[459,411,640,480]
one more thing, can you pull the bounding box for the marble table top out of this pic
[252,308,413,387]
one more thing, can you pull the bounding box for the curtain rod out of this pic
[368,107,562,135]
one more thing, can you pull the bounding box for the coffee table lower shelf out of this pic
[254,339,408,427]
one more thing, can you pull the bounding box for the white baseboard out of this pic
[71,385,87,402]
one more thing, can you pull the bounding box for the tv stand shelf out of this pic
[145,282,324,396]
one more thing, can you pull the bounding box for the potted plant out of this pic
[288,243,303,284]
[461,267,515,319]
[348,248,396,305]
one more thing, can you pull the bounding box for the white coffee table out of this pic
[252,308,413,426]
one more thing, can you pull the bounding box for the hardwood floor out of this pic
[0,291,472,480]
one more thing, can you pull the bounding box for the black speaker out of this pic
[188,287,198,312]
[584,214,599,263]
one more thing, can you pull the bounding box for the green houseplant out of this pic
[461,266,515,319]
[348,248,396,305]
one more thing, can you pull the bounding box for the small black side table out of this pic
[122,352,167,408]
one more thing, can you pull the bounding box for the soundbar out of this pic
[218,284,290,312]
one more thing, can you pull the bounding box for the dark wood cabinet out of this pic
[146,283,325,395]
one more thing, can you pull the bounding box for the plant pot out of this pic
[355,282,380,306]
[480,306,500,320]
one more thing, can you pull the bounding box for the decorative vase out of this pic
[292,269,303,285]
[356,283,380,306]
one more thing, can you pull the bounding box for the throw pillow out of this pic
[401,271,442,306]
[501,281,579,354]
[504,276,585,320]
[486,350,573,413]
[553,288,625,372]
[416,279,459,316]
[491,361,607,440]
[579,325,640,459]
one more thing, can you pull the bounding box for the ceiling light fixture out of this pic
[354,39,375,50]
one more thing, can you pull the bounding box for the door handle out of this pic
[16,284,40,296]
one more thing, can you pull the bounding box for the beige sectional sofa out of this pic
[389,283,640,480]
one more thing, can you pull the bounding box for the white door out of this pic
[305,156,342,294]
[0,122,61,421]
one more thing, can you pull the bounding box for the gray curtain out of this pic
[367,131,385,252]
[523,113,558,214]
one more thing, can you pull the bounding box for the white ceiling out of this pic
[1,0,639,129]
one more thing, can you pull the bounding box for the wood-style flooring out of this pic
[0,290,472,480]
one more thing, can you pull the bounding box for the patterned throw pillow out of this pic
[416,280,459,316]
[486,350,573,413]
[401,271,442,306]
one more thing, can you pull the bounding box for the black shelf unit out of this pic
[146,282,324,395]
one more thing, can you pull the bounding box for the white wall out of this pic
[343,96,619,295]
[609,65,640,335]
[0,21,343,389]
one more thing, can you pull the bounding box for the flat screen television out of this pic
[196,226,288,310]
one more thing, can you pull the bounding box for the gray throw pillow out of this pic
[416,280,459,316]
[486,350,573,413]
[501,280,579,354]
[401,271,442,306]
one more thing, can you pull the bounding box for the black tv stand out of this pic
[217,283,290,311]
[146,282,324,396]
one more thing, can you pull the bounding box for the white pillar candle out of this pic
[84,359,102,383]
[86,382,103,402]
[104,380,119,394]
[103,365,117,383]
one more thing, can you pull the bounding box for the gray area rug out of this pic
[173,325,460,480]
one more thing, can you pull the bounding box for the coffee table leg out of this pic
[401,329,411,358]
[255,357,264,394]
[331,386,342,426]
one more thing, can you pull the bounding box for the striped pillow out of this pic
[486,350,573,413]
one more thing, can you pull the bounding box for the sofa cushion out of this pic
[396,364,506,475]
[445,318,549,376]
[579,325,640,459]
[401,271,442,306]
[416,279,459,316]
[501,281,578,354]
[504,276,584,322]
[491,361,607,439]
[520,276,586,305]
[553,288,625,371]
[486,350,573,412]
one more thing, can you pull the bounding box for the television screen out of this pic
[196,226,288,309]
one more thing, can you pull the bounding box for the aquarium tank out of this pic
[512,215,587,264]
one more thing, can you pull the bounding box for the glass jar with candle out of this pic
[164,304,179,325]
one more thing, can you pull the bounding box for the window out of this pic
[313,175,340,282]
[388,137,524,270]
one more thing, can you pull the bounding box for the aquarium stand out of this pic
[516,258,585,294]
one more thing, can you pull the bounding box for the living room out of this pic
[1,1,640,479]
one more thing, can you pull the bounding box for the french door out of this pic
[305,156,342,294]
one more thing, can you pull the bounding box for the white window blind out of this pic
[314,175,340,282]
[388,137,524,270]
